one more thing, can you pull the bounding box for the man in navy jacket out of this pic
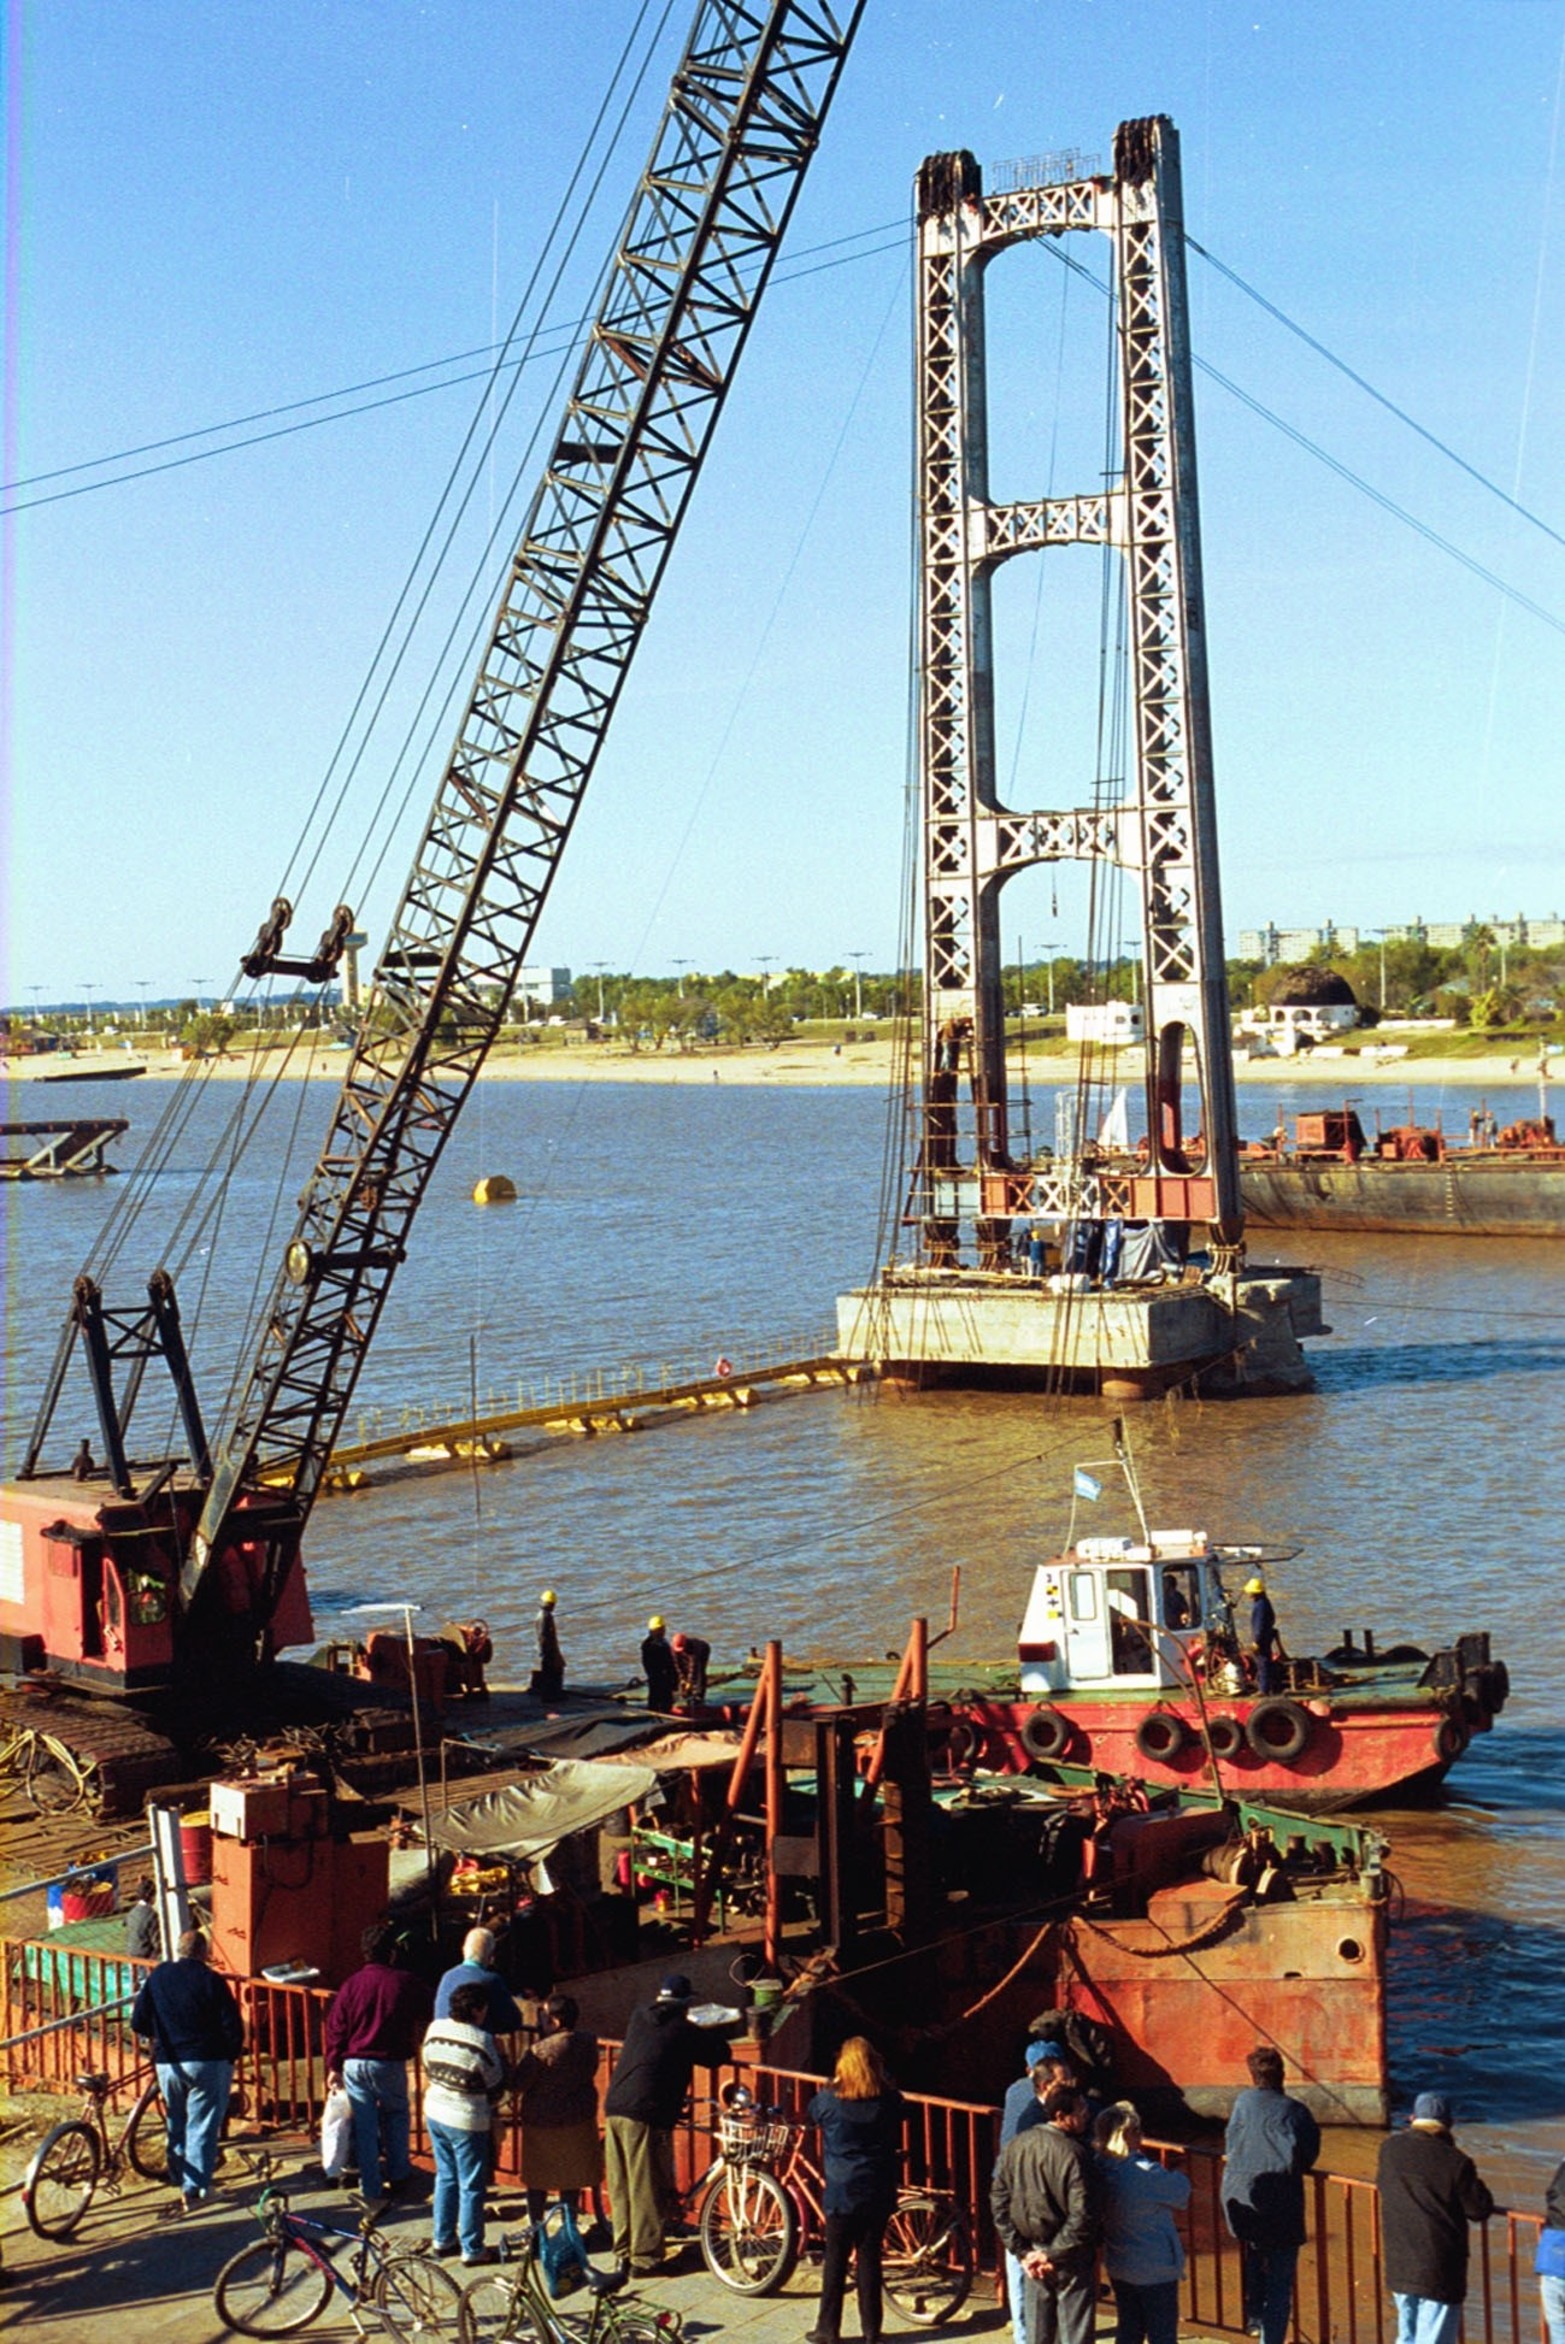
[131,1927,243,2211]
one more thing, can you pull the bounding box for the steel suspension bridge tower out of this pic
[840,118,1323,1396]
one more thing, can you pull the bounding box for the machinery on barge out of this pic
[1240,1105,1565,1237]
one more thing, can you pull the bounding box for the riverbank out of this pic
[3,1040,1553,1091]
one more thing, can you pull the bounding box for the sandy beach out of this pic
[4,1038,1552,1091]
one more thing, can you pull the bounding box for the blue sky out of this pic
[3,0,1563,1005]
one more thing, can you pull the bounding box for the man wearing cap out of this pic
[642,1618,678,1712]
[603,1976,732,2273]
[1223,2045,1320,2344]
[1000,2043,1057,2344]
[1245,1578,1283,1695]
[672,1630,711,1712]
[1377,2093,1494,2344]
[991,2078,1102,2344]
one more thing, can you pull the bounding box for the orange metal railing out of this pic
[1,1941,1546,2344]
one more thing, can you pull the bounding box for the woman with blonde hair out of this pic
[806,2037,904,2344]
[1093,2100,1191,2344]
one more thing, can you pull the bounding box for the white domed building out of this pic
[1238,969,1361,1055]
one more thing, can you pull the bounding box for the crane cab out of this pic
[0,1478,313,1694]
[1017,1531,1229,1696]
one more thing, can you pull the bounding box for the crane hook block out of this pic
[242,898,356,985]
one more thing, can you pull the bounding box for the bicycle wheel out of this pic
[214,2236,335,2335]
[126,2081,170,2180]
[697,2161,798,2294]
[24,2120,102,2239]
[457,2273,540,2344]
[378,2249,466,2339]
[882,2196,973,2326]
[606,2314,684,2344]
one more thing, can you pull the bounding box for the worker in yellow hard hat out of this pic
[531,1590,565,1700]
[1243,1576,1283,1694]
[641,1616,676,1712]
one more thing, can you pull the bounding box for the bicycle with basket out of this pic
[697,2082,973,2321]
[457,2209,684,2344]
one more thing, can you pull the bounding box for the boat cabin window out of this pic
[1068,1572,1099,1622]
[1106,1566,1154,1675]
[1160,1564,1202,1631]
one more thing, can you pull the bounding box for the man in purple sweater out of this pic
[325,1923,434,2201]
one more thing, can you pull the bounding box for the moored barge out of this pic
[1240,1106,1565,1236]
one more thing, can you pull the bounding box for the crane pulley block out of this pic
[242,896,357,985]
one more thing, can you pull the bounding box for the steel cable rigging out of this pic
[45,0,684,1437]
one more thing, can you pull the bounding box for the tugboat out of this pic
[948,1523,1508,1811]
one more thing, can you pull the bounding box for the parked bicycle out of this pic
[458,2222,683,2344]
[213,2182,463,2340]
[696,2087,973,2322]
[22,2067,169,2238]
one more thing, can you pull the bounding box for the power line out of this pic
[1035,240,1565,642]
[1184,234,1565,555]
[0,226,907,519]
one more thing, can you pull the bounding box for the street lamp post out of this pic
[848,952,867,1021]
[590,962,609,1022]
[81,984,96,1038]
[1040,942,1059,1018]
[191,978,209,1014]
[757,955,774,995]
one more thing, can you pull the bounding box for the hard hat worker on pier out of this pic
[641,1617,678,1712]
[531,1591,565,1700]
[1245,1577,1285,1696]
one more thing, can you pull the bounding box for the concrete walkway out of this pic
[0,2133,1236,2344]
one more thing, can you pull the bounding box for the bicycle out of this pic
[0,1722,95,1816]
[213,2182,464,2340]
[696,2090,973,2323]
[21,2067,170,2238]
[457,2221,683,2344]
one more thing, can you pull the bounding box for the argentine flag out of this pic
[1073,1468,1102,1502]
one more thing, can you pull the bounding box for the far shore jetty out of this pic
[4,1038,1554,1092]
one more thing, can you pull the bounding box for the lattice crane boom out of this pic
[188,0,864,1597]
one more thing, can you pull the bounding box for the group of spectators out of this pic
[125,1918,1563,2344]
[989,2037,1522,2344]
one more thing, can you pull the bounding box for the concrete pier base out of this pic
[836,1267,1327,1395]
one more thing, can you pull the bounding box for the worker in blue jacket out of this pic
[1245,1577,1284,1695]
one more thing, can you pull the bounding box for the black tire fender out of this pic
[1434,1714,1470,1766]
[1204,1713,1246,1762]
[1020,1704,1072,1762]
[1245,1697,1312,1765]
[1135,1710,1189,1763]
[944,1719,982,1771]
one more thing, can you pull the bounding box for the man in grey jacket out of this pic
[1223,2046,1321,2344]
[991,2080,1102,2344]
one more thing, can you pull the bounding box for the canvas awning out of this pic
[423,1755,658,1859]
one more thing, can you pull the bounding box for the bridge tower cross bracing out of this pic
[911,117,1243,1273]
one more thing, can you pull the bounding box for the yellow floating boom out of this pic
[292,1355,872,1494]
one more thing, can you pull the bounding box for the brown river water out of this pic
[4,1072,1562,2205]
